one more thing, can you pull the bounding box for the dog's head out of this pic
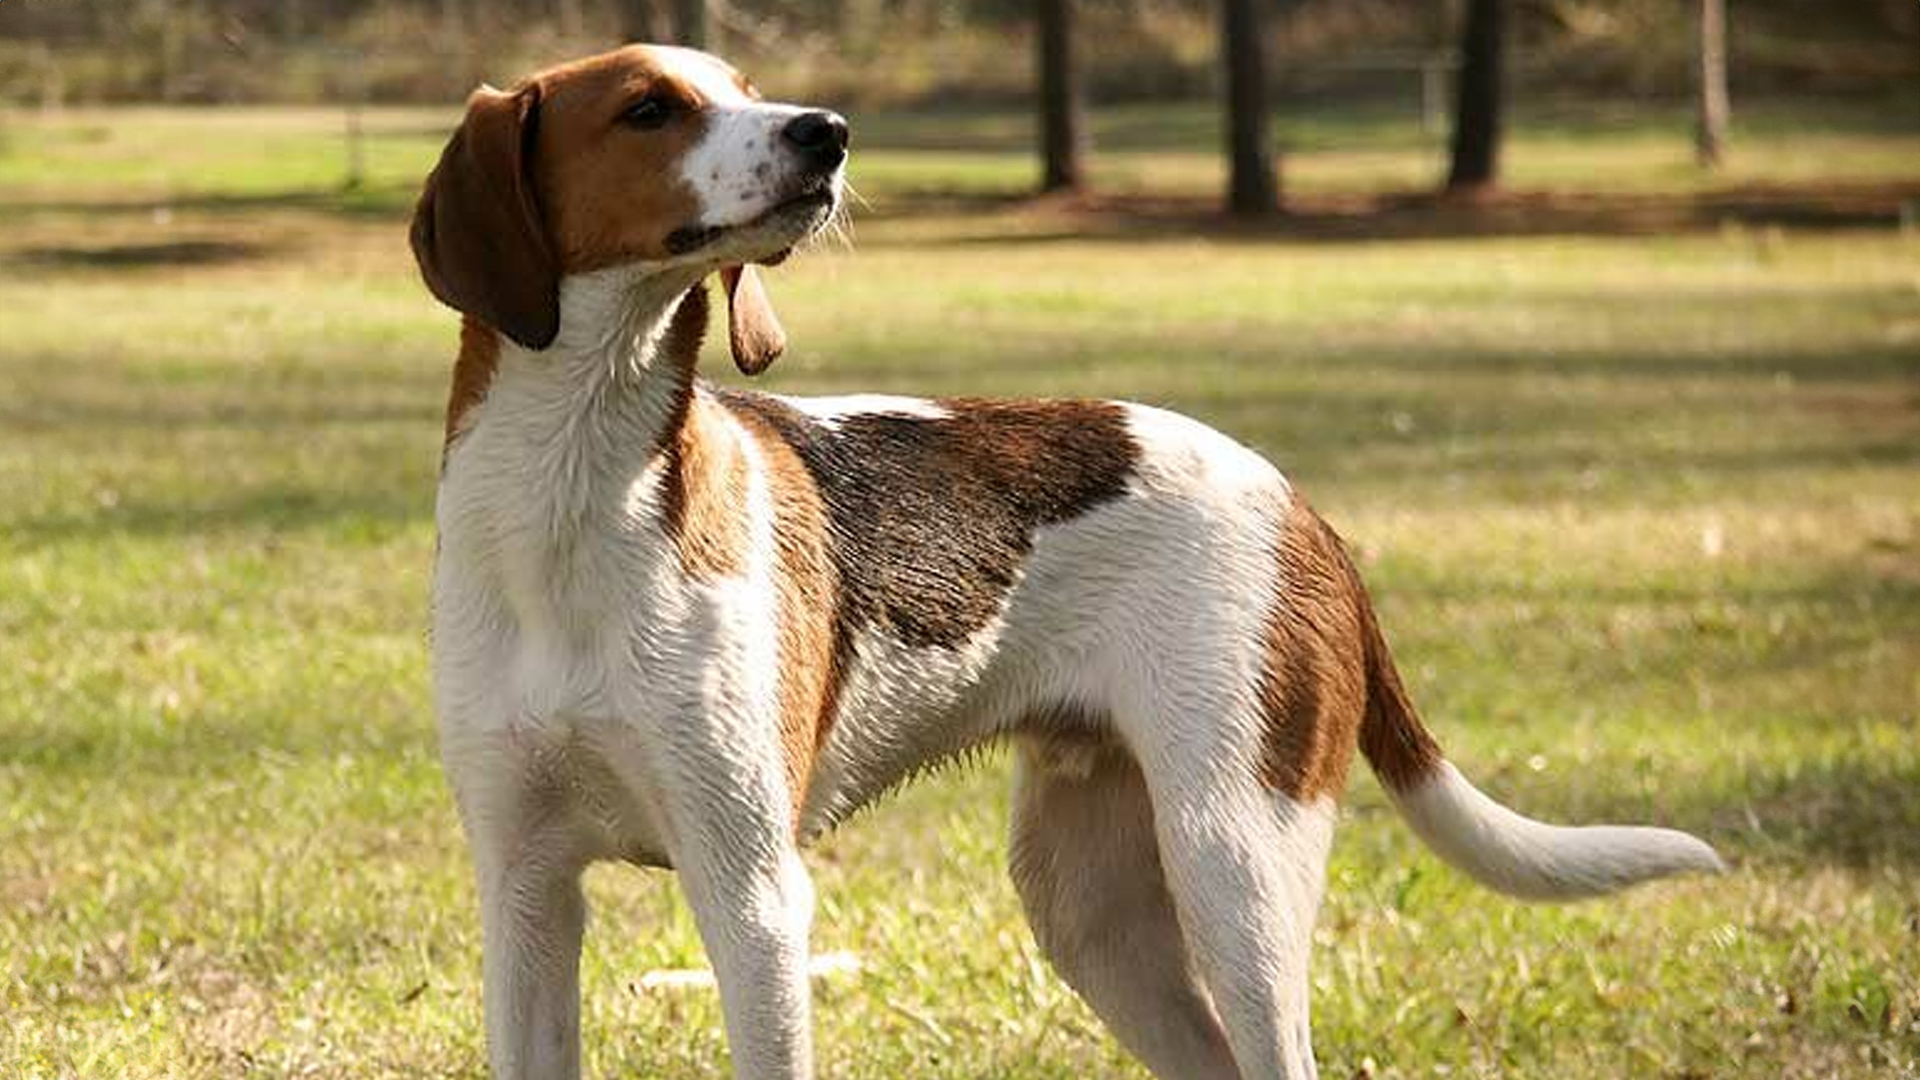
[410,45,846,373]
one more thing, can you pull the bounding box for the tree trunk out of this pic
[620,1,664,41]
[673,0,708,48]
[159,0,189,104]
[1037,0,1087,193]
[556,0,585,38]
[1695,0,1730,168]
[1221,0,1277,214]
[1445,0,1505,194]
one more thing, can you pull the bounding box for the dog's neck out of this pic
[467,264,709,450]
[449,264,715,558]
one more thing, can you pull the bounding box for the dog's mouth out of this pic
[665,181,839,260]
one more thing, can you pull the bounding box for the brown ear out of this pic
[410,83,560,351]
[721,265,787,376]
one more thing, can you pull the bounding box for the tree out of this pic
[438,0,464,40]
[1036,0,1087,193]
[618,0,665,41]
[1221,0,1276,214]
[1446,0,1506,195]
[673,0,707,48]
[1695,0,1730,168]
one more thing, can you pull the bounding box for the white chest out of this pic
[431,426,700,864]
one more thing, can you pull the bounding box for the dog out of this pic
[410,44,1723,1080]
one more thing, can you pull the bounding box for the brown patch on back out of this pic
[713,394,1141,649]
[445,317,501,451]
[731,406,845,829]
[1257,496,1444,799]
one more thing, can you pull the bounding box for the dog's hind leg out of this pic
[1009,737,1244,1080]
[1134,746,1334,1080]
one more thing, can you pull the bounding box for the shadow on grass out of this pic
[0,709,434,782]
[0,389,440,434]
[4,238,276,270]
[2,484,431,552]
[1592,752,1920,874]
[0,181,420,224]
[5,178,1915,250]
[1412,740,1920,875]
[856,181,1920,247]
[846,95,1920,156]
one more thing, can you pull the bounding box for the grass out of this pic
[1,96,1917,1079]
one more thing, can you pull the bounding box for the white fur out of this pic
[1389,762,1727,900]
[672,49,815,233]
[655,45,752,106]
[439,263,819,1079]
[773,393,952,428]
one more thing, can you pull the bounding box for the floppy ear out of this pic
[721,264,787,376]
[410,83,560,351]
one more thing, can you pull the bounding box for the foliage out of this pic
[0,0,1913,105]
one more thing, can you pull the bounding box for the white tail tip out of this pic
[1391,762,1726,901]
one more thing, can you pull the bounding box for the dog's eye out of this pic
[621,96,674,130]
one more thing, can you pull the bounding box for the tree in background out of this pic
[674,0,708,48]
[617,0,663,41]
[1696,0,1730,168]
[1221,0,1276,214]
[1446,0,1506,195]
[1037,0,1087,193]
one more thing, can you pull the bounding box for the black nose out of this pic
[782,111,849,169]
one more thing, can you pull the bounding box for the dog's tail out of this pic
[1356,600,1724,901]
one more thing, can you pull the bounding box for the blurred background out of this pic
[1,3,1917,1079]
[1,0,1917,206]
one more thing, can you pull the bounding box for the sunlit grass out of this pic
[0,102,1917,1079]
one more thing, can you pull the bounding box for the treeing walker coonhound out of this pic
[410,43,1723,1080]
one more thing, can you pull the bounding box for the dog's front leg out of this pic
[465,806,592,1080]
[675,824,817,1080]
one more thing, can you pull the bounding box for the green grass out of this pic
[1,100,1918,1079]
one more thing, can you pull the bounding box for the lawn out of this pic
[1,97,1917,1080]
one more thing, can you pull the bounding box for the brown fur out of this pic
[445,317,501,450]
[410,46,729,343]
[649,286,838,824]
[527,48,713,273]
[419,46,778,440]
[1257,498,1368,801]
[731,407,845,829]
[1356,589,1445,793]
[663,395,752,579]
[1257,497,1444,799]
[411,82,560,350]
[657,288,746,578]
